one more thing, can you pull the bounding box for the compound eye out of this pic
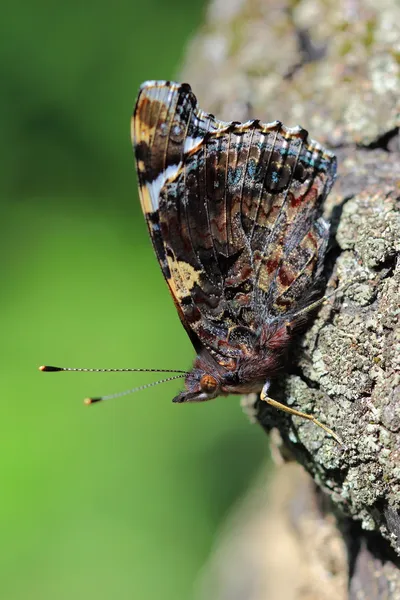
[199,374,218,393]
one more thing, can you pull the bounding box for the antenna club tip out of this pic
[84,397,101,405]
[39,365,62,372]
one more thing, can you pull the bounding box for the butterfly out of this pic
[131,80,340,442]
[40,80,340,443]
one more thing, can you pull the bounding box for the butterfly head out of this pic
[171,349,236,403]
[171,349,267,403]
[172,368,221,403]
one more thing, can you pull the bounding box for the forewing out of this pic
[132,81,213,350]
[132,81,336,361]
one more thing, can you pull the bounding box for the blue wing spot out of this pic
[247,160,257,178]
[228,167,243,186]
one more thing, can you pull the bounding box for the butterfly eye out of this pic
[200,374,218,393]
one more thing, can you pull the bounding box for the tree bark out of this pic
[181,0,400,597]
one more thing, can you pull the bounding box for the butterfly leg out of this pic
[260,383,343,445]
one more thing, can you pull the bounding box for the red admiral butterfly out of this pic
[41,81,341,443]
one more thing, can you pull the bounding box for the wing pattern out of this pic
[132,81,336,365]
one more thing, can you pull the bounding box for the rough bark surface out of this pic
[181,0,400,597]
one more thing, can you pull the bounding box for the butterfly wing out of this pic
[132,81,336,363]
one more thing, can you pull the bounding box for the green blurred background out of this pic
[1,1,268,598]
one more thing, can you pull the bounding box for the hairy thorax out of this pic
[173,321,293,403]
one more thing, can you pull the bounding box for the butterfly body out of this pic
[132,81,336,406]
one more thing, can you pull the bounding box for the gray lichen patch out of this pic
[336,190,400,269]
[312,321,374,400]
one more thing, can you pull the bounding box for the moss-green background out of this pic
[1,1,268,598]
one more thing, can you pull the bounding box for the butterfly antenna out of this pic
[84,374,186,405]
[39,366,188,374]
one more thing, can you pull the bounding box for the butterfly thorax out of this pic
[172,320,293,403]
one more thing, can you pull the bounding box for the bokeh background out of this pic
[2,1,269,598]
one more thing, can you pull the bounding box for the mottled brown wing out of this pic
[132,81,336,362]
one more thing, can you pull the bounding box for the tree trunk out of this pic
[181,0,400,597]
